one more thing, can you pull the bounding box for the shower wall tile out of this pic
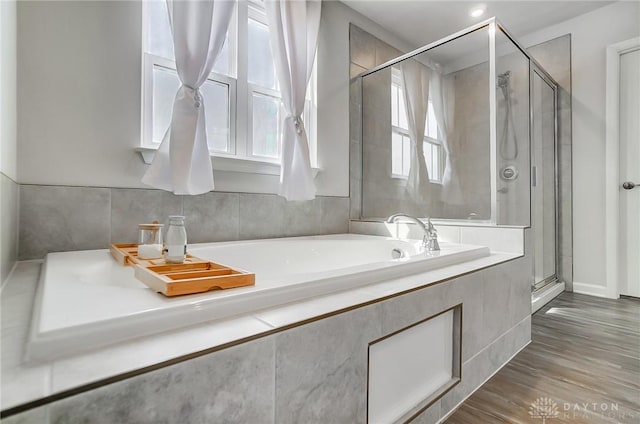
[110,188,183,244]
[1,173,19,284]
[183,192,239,243]
[349,24,377,70]
[19,185,111,260]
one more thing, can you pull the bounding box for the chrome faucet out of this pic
[386,213,440,251]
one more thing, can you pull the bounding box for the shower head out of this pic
[497,71,511,98]
[497,71,511,89]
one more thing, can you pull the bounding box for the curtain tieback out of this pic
[182,85,202,108]
[292,116,303,135]
[193,88,202,108]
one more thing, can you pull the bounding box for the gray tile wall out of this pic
[18,185,350,260]
[4,257,531,423]
[1,173,19,284]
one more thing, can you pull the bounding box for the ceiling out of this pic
[341,0,614,49]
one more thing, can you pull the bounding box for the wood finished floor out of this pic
[445,292,640,423]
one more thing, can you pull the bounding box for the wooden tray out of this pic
[134,261,255,297]
[110,243,201,267]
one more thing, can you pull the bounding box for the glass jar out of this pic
[137,223,164,259]
[165,215,187,264]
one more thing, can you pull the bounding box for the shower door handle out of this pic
[622,181,638,190]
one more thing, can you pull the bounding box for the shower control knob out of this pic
[622,181,637,190]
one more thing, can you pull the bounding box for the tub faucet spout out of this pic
[385,214,440,251]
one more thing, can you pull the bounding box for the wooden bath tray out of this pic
[110,243,255,296]
[134,261,255,297]
[110,243,201,267]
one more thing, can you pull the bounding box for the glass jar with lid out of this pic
[165,215,187,264]
[137,222,164,259]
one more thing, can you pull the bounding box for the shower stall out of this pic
[358,18,560,291]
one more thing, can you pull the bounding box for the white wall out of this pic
[1,0,17,180]
[519,1,640,293]
[15,1,412,198]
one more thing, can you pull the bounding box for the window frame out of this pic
[140,0,317,171]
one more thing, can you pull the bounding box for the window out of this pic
[142,0,316,167]
[390,67,443,183]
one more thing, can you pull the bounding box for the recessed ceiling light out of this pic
[470,7,485,18]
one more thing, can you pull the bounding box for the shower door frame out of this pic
[529,63,560,291]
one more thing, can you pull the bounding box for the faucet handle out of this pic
[425,218,440,251]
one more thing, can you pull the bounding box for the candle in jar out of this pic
[138,243,163,259]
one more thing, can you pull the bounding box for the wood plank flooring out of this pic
[445,292,640,423]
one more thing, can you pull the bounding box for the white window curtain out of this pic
[430,70,464,205]
[401,60,431,202]
[265,0,321,201]
[142,0,235,195]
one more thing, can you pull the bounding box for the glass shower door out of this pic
[531,67,557,290]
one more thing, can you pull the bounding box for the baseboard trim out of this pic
[573,281,617,299]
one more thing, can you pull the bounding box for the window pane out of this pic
[426,101,438,139]
[248,18,276,89]
[398,90,408,130]
[201,79,230,153]
[252,92,280,158]
[391,85,399,127]
[423,142,431,176]
[402,136,411,176]
[392,132,403,175]
[146,1,230,76]
[147,1,174,60]
[152,66,181,143]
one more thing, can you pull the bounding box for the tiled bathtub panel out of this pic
[48,337,275,424]
[274,304,383,424]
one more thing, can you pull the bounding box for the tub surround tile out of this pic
[50,315,272,394]
[49,338,275,424]
[17,184,350,258]
[409,400,441,424]
[19,185,111,260]
[283,198,323,237]
[238,193,287,239]
[440,315,531,416]
[319,197,350,234]
[183,192,239,243]
[1,173,19,284]
[274,306,382,424]
[110,188,183,244]
[377,282,449,335]
[442,274,485,362]
[0,407,48,424]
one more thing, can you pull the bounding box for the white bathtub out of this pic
[28,234,489,361]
